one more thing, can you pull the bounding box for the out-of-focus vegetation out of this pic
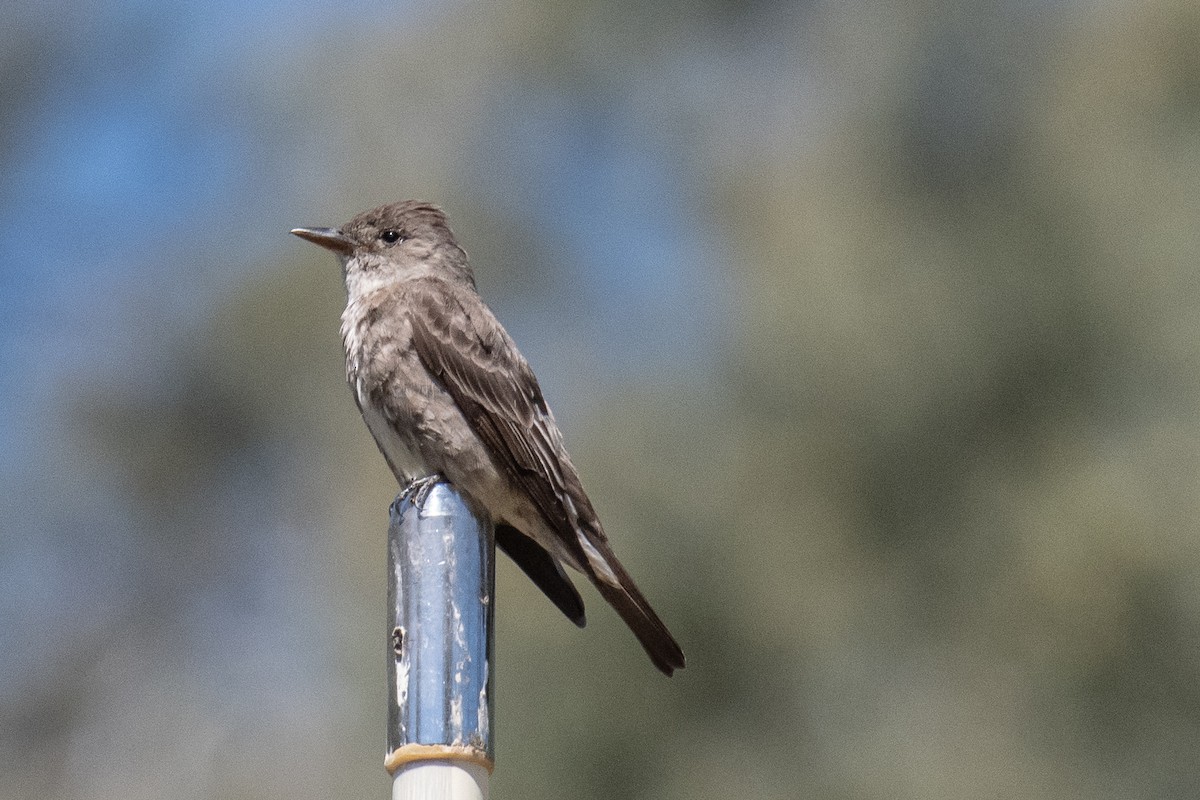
[3,1,1200,798]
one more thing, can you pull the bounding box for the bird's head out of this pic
[292,201,474,293]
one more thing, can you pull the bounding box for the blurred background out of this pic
[3,1,1200,798]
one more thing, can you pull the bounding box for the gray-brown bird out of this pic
[292,202,685,675]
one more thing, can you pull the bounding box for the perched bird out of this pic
[292,202,685,675]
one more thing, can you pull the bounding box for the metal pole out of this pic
[386,480,495,800]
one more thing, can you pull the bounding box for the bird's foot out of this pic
[400,473,445,511]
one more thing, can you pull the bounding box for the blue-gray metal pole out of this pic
[386,480,495,800]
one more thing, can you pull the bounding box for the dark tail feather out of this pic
[589,549,686,676]
[496,524,587,627]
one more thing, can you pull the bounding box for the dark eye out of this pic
[380,229,405,244]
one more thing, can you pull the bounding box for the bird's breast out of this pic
[341,298,433,483]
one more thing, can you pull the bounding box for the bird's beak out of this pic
[291,226,354,256]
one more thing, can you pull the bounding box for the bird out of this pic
[292,201,685,675]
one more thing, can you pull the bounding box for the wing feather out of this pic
[404,279,592,565]
[403,278,685,675]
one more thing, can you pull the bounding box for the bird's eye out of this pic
[380,229,405,244]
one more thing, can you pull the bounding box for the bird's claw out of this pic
[400,474,444,511]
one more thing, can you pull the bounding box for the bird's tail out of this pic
[582,533,685,676]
